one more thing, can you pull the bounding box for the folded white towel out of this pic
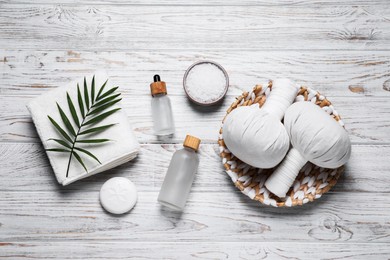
[27,71,140,186]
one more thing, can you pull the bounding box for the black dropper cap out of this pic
[153,74,161,82]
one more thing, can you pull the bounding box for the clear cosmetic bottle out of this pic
[158,135,201,211]
[150,75,175,136]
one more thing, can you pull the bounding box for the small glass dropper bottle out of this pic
[150,75,175,136]
[158,135,201,211]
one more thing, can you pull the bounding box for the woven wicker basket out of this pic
[218,81,345,207]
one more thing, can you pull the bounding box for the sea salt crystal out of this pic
[185,63,227,104]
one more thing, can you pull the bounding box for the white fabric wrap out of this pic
[266,101,351,197]
[27,71,140,186]
[222,78,299,169]
[284,101,351,168]
[265,147,306,198]
[223,105,289,168]
[262,79,300,121]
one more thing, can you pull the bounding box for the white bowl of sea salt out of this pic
[183,61,229,106]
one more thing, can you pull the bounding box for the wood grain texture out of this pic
[1,50,390,97]
[1,0,390,258]
[2,0,390,6]
[1,143,390,193]
[1,4,390,51]
[1,190,390,242]
[1,94,389,144]
[1,242,390,260]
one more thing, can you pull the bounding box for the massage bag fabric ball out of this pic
[284,102,351,169]
[223,105,290,168]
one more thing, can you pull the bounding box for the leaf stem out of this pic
[60,79,118,178]
[65,92,114,177]
[65,109,88,177]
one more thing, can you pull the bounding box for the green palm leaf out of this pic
[56,103,76,137]
[83,108,121,126]
[91,76,95,105]
[73,151,88,173]
[92,93,121,109]
[47,116,73,143]
[96,86,118,101]
[67,92,80,128]
[84,77,89,110]
[89,99,122,116]
[96,79,108,100]
[76,139,110,143]
[79,124,116,135]
[46,148,70,152]
[49,138,72,149]
[77,84,85,118]
[74,147,101,164]
[46,75,121,178]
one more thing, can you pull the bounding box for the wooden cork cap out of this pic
[150,75,167,96]
[183,135,201,151]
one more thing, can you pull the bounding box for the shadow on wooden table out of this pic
[184,95,228,115]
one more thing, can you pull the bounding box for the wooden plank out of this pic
[0,1,388,258]
[0,242,389,259]
[1,5,390,51]
[0,143,389,193]
[2,0,390,6]
[0,94,389,144]
[0,190,389,242]
[1,50,390,97]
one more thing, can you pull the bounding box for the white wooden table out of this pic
[1,1,390,259]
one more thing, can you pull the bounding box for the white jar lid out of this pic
[99,177,138,214]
